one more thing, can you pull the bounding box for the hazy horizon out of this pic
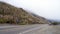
[0,0,60,20]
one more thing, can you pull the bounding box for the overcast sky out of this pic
[0,0,60,20]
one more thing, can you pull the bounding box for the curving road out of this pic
[0,24,60,34]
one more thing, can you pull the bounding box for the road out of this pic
[0,24,60,34]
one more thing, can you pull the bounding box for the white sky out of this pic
[0,0,60,20]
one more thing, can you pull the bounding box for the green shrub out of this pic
[52,22,58,25]
[0,18,6,23]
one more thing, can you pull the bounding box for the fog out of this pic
[0,0,60,20]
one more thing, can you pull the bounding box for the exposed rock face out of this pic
[0,2,50,24]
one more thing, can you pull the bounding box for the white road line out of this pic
[0,26,17,28]
[19,25,47,34]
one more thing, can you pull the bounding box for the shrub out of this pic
[52,22,58,25]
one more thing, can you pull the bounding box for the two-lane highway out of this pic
[0,24,48,34]
[0,24,60,34]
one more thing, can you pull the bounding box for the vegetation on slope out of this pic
[0,2,49,24]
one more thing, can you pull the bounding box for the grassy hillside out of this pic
[0,2,49,25]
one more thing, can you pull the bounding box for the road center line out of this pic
[19,25,47,34]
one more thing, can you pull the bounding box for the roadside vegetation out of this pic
[49,22,59,25]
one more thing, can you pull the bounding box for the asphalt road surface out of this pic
[0,24,60,34]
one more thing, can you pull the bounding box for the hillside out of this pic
[0,2,50,24]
